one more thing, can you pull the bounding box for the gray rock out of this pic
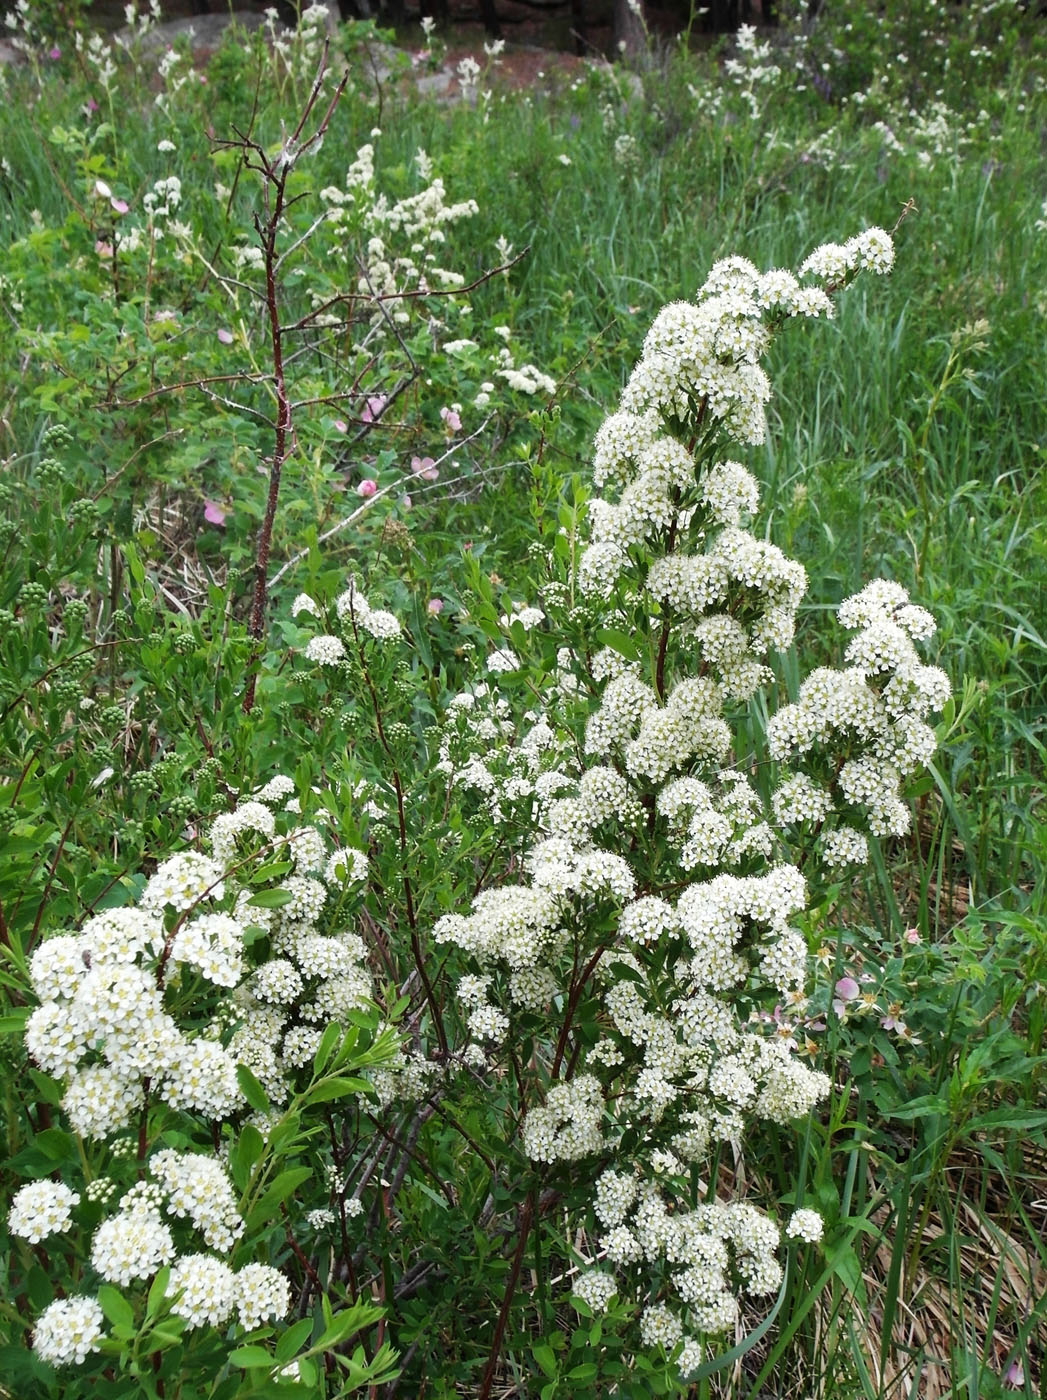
[114,12,275,55]
[414,69,453,98]
[114,4,341,57]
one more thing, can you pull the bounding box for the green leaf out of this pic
[34,1128,77,1162]
[124,541,145,586]
[96,1285,135,1330]
[247,887,294,909]
[534,1344,558,1379]
[146,1266,171,1319]
[236,1064,272,1115]
[312,1022,343,1077]
[148,1324,187,1351]
[231,1122,266,1191]
[275,1317,314,1364]
[302,1076,374,1105]
[249,1167,313,1224]
[251,860,294,884]
[229,1345,276,1369]
[595,627,640,662]
[315,1300,383,1351]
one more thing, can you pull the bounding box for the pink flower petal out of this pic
[440,406,462,432]
[216,328,234,345]
[203,500,227,526]
[357,479,377,498]
[111,198,129,215]
[427,598,444,615]
[334,419,348,433]
[1004,1361,1025,1389]
[361,394,388,424]
[834,976,860,1001]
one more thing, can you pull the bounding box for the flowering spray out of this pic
[419,218,948,1389]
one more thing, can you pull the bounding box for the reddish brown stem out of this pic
[240,49,349,713]
[550,943,607,1080]
[354,618,449,1058]
[477,1194,534,1400]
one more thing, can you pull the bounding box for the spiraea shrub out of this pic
[274,222,950,1393]
[6,225,952,1398]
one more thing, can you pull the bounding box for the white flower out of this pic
[160,1039,242,1118]
[639,1302,683,1350]
[63,1065,143,1139]
[9,1181,80,1242]
[521,1075,604,1163]
[572,1269,618,1313]
[235,1263,291,1329]
[32,1296,105,1366]
[291,592,319,618]
[91,1208,175,1284]
[170,912,244,987]
[254,774,296,805]
[142,852,223,912]
[305,634,346,665]
[151,1150,244,1251]
[167,1254,237,1329]
[785,1207,824,1243]
[208,801,275,866]
[323,848,368,892]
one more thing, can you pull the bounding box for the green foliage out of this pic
[0,6,1045,1399]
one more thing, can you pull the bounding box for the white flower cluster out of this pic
[8,1180,80,1243]
[785,1207,825,1243]
[32,1296,106,1367]
[151,1150,243,1251]
[588,1170,786,1371]
[320,142,477,327]
[166,1254,290,1332]
[24,782,375,1138]
[521,1075,605,1162]
[19,1146,290,1364]
[433,231,938,1378]
[767,579,948,865]
[297,577,402,664]
[435,686,576,828]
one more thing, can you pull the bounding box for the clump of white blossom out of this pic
[309,135,554,413]
[435,226,947,1374]
[16,775,388,1364]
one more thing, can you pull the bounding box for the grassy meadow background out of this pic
[1,1,1046,1396]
